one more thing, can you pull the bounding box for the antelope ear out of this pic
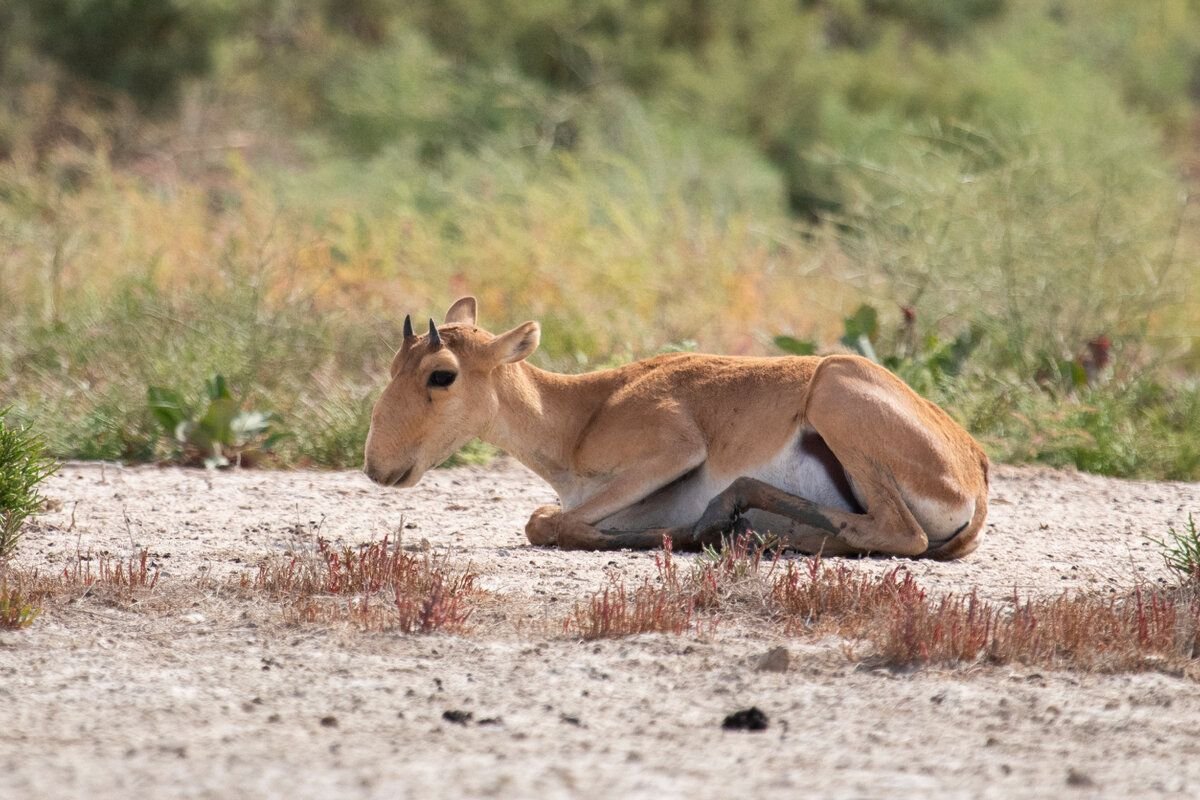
[488,321,540,365]
[445,296,477,326]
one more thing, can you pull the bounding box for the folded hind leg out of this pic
[800,355,989,558]
[689,355,989,559]
[690,471,929,557]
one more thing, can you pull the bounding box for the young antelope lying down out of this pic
[364,297,989,559]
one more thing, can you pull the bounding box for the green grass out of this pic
[945,375,1200,481]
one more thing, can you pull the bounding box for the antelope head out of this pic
[363,296,540,487]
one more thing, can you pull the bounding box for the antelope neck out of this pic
[482,361,617,482]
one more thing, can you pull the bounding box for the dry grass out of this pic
[4,549,160,606]
[0,548,162,628]
[4,145,1199,476]
[567,540,1200,676]
[564,538,704,639]
[70,549,161,601]
[564,535,783,639]
[779,558,1200,673]
[239,535,478,633]
[0,537,477,634]
[565,581,697,640]
[4,529,1196,676]
[771,557,919,631]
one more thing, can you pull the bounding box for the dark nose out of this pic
[363,461,412,487]
[363,460,387,484]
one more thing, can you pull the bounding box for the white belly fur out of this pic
[592,431,858,530]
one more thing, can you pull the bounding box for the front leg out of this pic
[524,420,709,550]
[525,504,696,550]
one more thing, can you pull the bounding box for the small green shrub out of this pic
[0,577,40,629]
[1150,514,1200,584]
[0,410,57,559]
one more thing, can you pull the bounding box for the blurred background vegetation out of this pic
[0,0,1198,476]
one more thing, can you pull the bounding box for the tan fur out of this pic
[364,298,990,559]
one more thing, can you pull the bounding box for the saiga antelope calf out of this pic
[364,297,989,559]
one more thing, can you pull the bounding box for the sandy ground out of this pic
[3,459,1200,799]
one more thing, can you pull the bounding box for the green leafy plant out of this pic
[887,327,983,397]
[772,335,817,357]
[839,304,880,362]
[148,375,286,469]
[775,304,883,361]
[0,410,58,559]
[775,303,980,393]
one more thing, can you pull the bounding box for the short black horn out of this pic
[403,314,414,339]
[427,318,442,348]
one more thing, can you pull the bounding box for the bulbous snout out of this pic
[363,459,415,488]
[363,416,421,487]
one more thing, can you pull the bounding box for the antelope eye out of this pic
[428,370,457,389]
